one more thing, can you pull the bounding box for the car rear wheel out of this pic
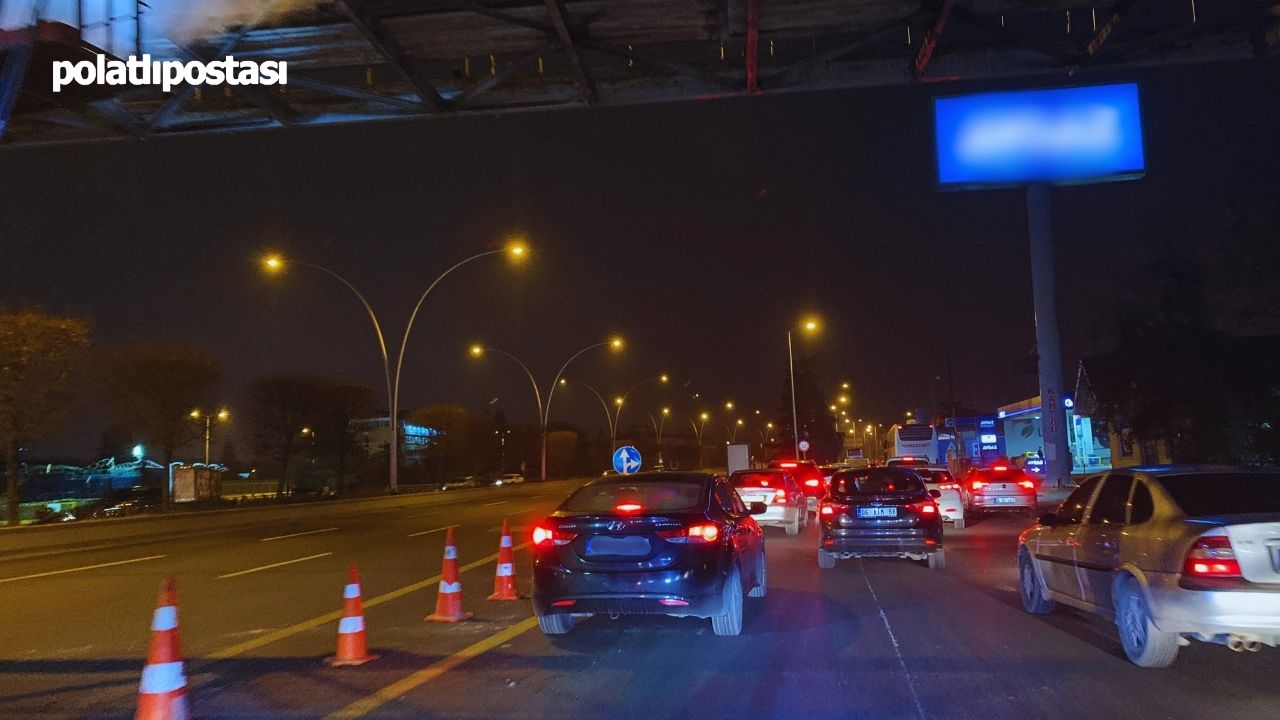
[785,511,800,535]
[538,613,575,636]
[1018,550,1055,615]
[927,549,945,569]
[817,548,836,569]
[748,555,767,598]
[953,516,966,530]
[1116,582,1179,668]
[711,568,744,636]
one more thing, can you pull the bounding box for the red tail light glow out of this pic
[937,483,960,490]
[971,480,987,490]
[780,462,798,468]
[820,502,849,516]
[661,523,721,544]
[1183,535,1241,577]
[992,465,1008,471]
[1018,480,1036,489]
[533,524,576,547]
[804,479,821,487]
[551,600,576,607]
[615,503,643,514]
[659,598,690,606]
[774,489,787,503]
[907,501,938,515]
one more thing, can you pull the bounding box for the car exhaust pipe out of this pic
[1226,635,1262,652]
[1227,636,1245,652]
[1243,640,1262,653]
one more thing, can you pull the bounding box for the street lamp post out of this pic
[647,407,671,466]
[189,407,230,465]
[788,316,820,459]
[687,412,710,469]
[262,242,526,492]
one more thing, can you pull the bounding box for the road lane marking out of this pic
[0,554,168,584]
[405,510,445,519]
[482,501,508,506]
[323,616,541,720]
[861,565,927,720]
[218,552,332,579]
[260,527,339,542]
[407,526,453,538]
[207,542,531,660]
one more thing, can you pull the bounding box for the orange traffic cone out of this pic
[488,518,520,601]
[135,577,189,720]
[326,565,377,666]
[426,526,473,622]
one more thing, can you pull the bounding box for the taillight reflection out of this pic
[660,523,722,544]
[1183,535,1242,577]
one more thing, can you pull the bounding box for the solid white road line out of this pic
[482,501,508,507]
[408,526,454,538]
[405,510,445,519]
[218,552,332,579]
[259,527,339,542]
[0,554,168,584]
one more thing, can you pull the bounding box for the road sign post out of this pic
[612,446,642,475]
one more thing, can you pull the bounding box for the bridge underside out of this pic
[0,0,1276,147]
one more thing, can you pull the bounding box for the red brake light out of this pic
[992,465,1008,471]
[908,501,937,515]
[1018,480,1036,489]
[1183,535,1241,577]
[759,479,770,486]
[661,523,721,544]
[820,502,848,516]
[615,503,643,514]
[780,462,798,468]
[804,478,821,487]
[938,483,959,490]
[774,488,787,503]
[533,523,576,547]
[971,480,987,490]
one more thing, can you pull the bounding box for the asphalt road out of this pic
[2,483,1277,720]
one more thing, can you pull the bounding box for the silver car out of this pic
[1018,466,1280,667]
[730,469,806,535]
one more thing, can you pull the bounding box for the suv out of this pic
[964,464,1037,518]
[1018,466,1280,667]
[817,467,945,569]
[768,459,824,513]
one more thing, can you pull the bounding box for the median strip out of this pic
[217,552,332,579]
[0,554,168,584]
[260,527,339,542]
[323,616,541,720]
[207,542,530,659]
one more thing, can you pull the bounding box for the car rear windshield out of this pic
[922,470,953,483]
[731,473,786,489]
[561,481,707,514]
[974,468,1027,481]
[831,470,925,495]
[1157,473,1280,516]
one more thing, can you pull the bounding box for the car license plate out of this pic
[743,494,771,504]
[993,496,1019,504]
[586,535,651,557]
[857,507,897,518]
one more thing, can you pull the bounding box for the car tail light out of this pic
[992,465,1008,471]
[1183,534,1242,577]
[774,488,787,503]
[615,503,643,513]
[971,480,987,490]
[779,462,798,468]
[804,478,821,487]
[551,600,576,607]
[1018,480,1035,489]
[937,482,959,490]
[907,501,938,515]
[820,502,849,517]
[658,598,689,606]
[661,523,721,544]
[532,524,576,547]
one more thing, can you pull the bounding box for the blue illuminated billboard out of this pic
[934,83,1145,188]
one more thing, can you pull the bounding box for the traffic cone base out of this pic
[328,568,377,666]
[426,528,473,622]
[488,519,521,601]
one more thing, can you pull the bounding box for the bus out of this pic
[885,424,939,464]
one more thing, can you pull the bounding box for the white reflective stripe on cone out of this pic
[444,546,458,560]
[338,616,365,634]
[500,536,513,548]
[139,661,187,694]
[150,606,178,632]
[439,580,461,593]
[496,563,513,577]
[343,583,360,599]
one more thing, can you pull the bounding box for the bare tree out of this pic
[0,312,91,525]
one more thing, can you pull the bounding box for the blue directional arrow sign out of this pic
[612,445,642,475]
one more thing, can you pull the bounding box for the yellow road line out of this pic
[207,542,530,660]
[323,616,541,720]
[0,554,167,584]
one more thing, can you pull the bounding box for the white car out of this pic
[729,469,807,535]
[919,467,967,529]
[1018,466,1280,667]
[498,473,525,485]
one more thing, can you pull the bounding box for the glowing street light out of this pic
[788,314,822,459]
[190,406,231,464]
[259,242,528,491]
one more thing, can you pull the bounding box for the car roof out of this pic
[1128,464,1280,476]
[732,468,787,475]
[584,471,715,488]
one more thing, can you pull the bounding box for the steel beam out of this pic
[147,23,257,131]
[453,42,554,107]
[775,14,926,87]
[336,0,445,111]
[1084,0,1145,61]
[913,0,956,80]
[288,76,423,111]
[543,0,597,103]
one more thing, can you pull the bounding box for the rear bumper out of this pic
[1148,572,1280,643]
[970,494,1036,511]
[532,561,728,619]
[754,505,801,528]
[820,528,941,556]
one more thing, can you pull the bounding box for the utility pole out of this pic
[1026,184,1071,487]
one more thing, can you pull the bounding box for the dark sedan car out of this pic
[531,472,767,637]
[818,467,945,569]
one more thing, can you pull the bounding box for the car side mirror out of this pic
[1038,513,1059,527]
[929,489,941,499]
[748,501,767,515]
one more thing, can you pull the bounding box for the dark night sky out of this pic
[4,57,1278,458]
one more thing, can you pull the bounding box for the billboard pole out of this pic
[1026,183,1071,487]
